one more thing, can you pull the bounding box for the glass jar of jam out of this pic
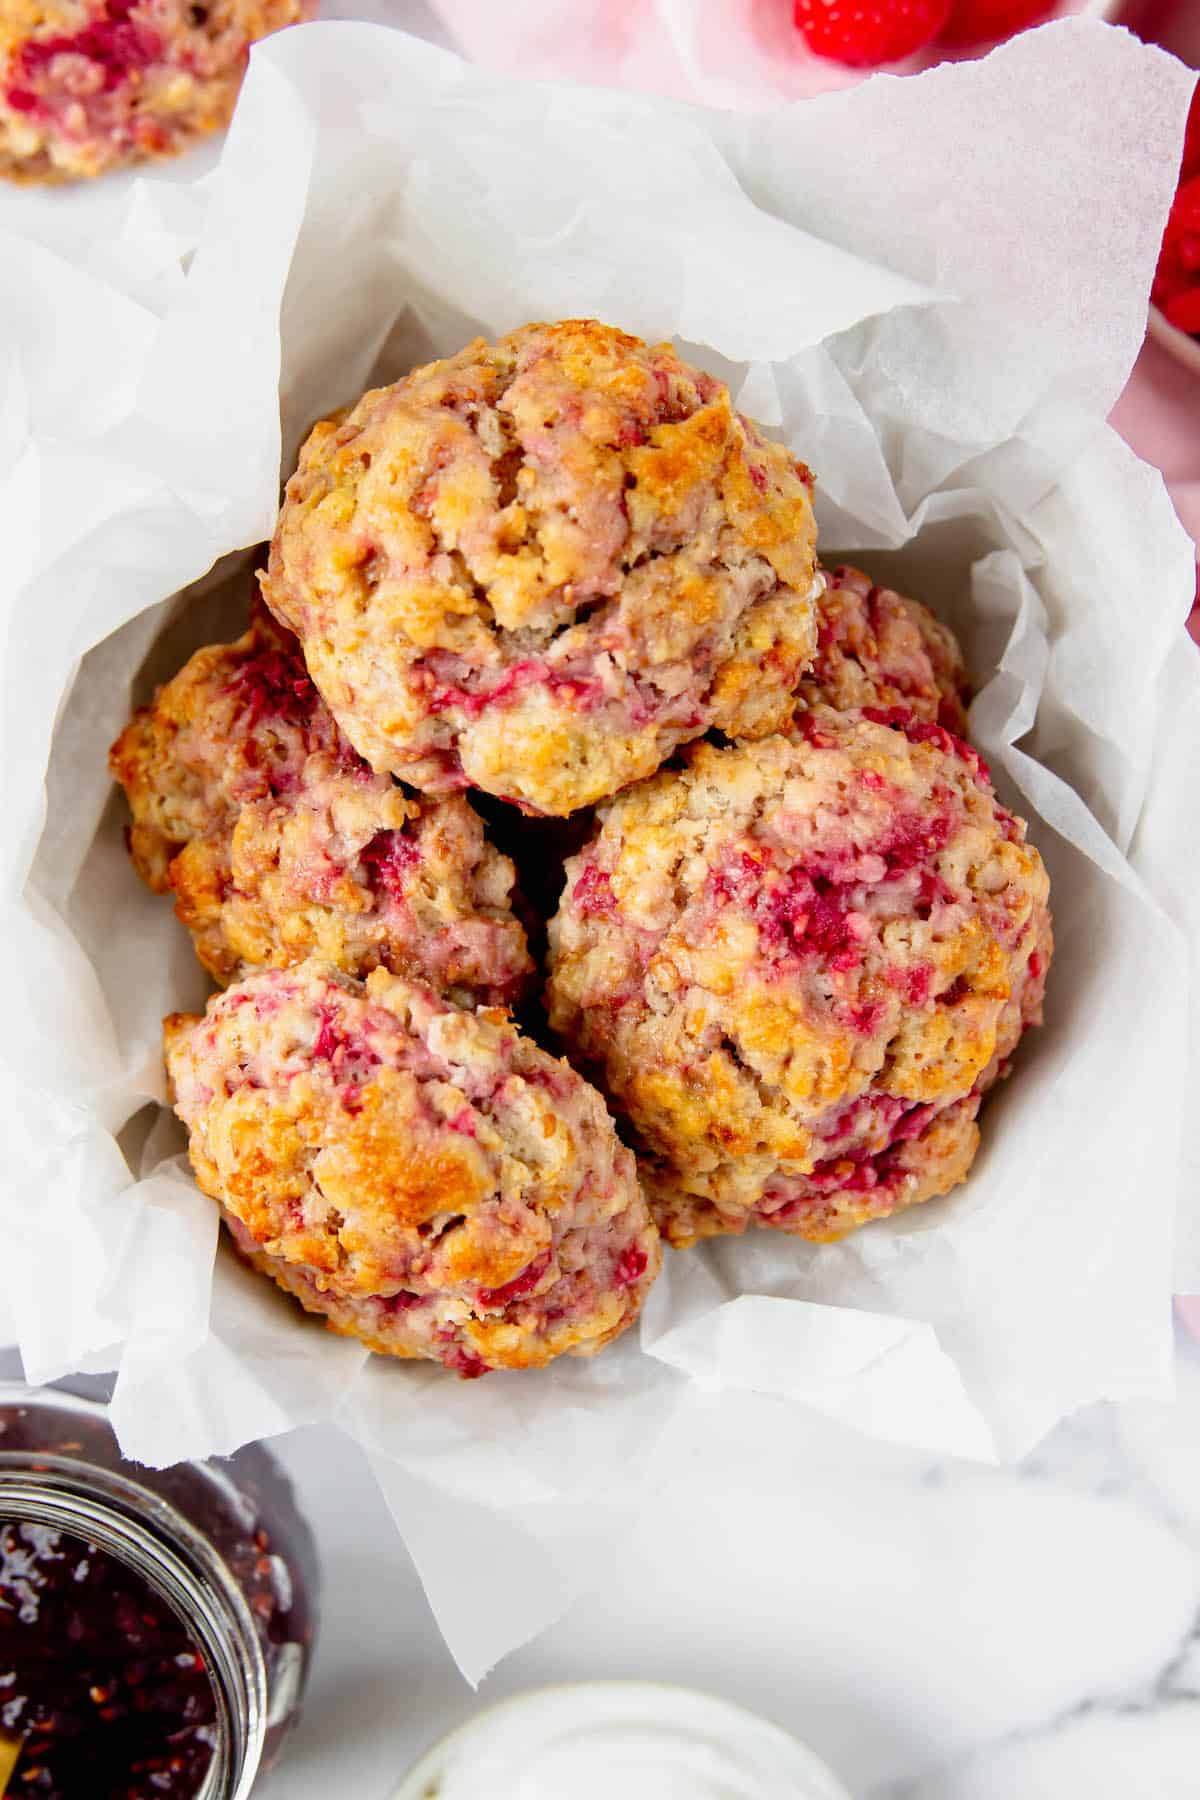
[0,1378,318,1799]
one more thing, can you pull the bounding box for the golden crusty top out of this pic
[547,708,1051,1219]
[261,318,820,814]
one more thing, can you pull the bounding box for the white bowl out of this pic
[391,1682,853,1800]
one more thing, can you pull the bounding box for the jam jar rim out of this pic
[0,1379,269,1800]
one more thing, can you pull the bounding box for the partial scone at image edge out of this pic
[0,1,314,184]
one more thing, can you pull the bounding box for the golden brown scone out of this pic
[801,564,970,733]
[1,0,312,185]
[110,607,533,1006]
[546,707,1051,1245]
[166,963,661,1376]
[261,319,821,816]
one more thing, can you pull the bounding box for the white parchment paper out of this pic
[1,18,1197,1680]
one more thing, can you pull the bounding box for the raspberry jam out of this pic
[0,1524,216,1798]
[0,1381,318,1800]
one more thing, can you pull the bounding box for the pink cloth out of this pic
[1111,339,1200,643]
[432,0,1100,109]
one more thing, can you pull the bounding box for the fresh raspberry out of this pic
[1182,85,1200,182]
[1165,173,1200,237]
[1152,92,1200,335]
[1168,176,1200,243]
[793,0,950,68]
[1154,171,1200,326]
[938,0,1055,49]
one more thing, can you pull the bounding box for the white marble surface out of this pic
[258,1323,1200,1798]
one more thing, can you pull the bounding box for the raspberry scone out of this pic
[260,319,822,816]
[799,565,970,733]
[165,964,660,1376]
[546,708,1051,1246]
[1,1,311,184]
[110,608,533,1006]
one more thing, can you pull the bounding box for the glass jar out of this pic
[0,1379,318,1800]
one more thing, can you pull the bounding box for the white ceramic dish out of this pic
[391,1683,853,1800]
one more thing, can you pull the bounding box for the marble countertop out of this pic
[260,1323,1200,1798]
